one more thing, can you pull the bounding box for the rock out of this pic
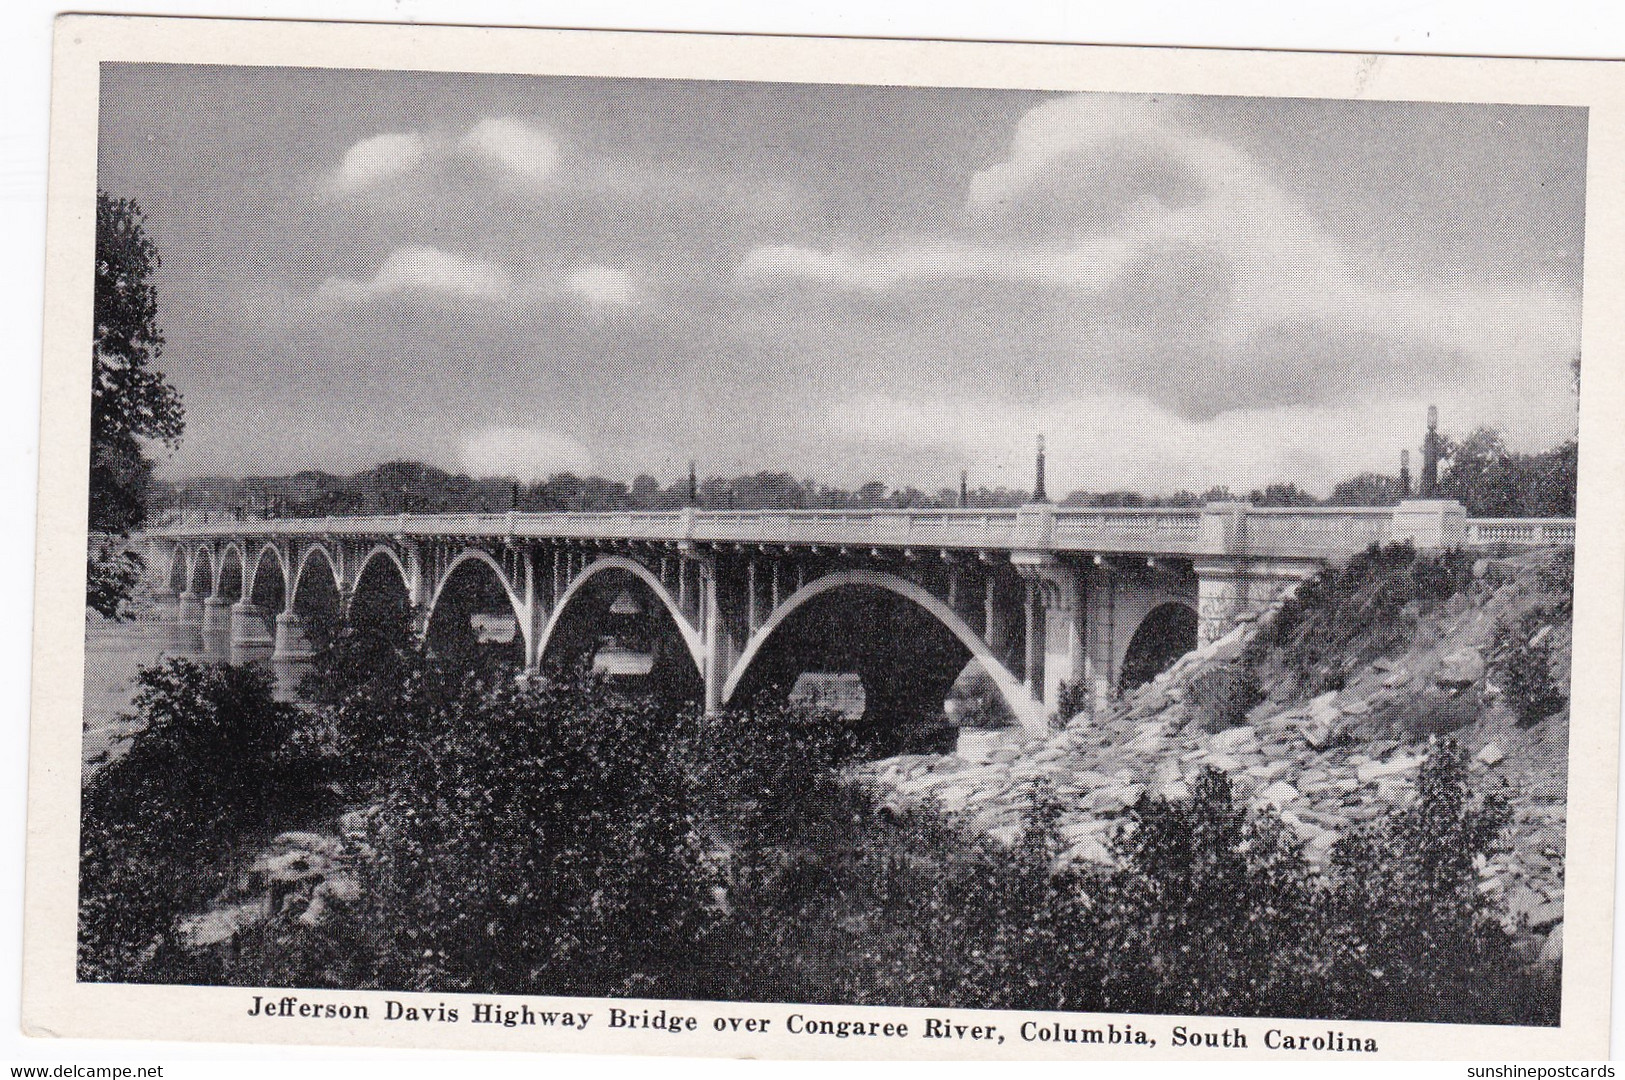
[1382,667,1410,688]
[176,900,268,949]
[272,831,344,857]
[986,825,1022,847]
[1539,923,1563,965]
[252,850,330,883]
[1209,725,1258,753]
[1372,658,1395,672]
[1476,742,1506,767]
[1356,756,1422,784]
[316,874,362,906]
[1257,781,1300,809]
[1435,647,1486,689]
[1302,720,1334,750]
[297,892,331,928]
[1528,900,1564,932]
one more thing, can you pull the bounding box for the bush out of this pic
[1319,741,1543,1023]
[1186,662,1263,731]
[79,659,318,981]
[1083,769,1323,1016]
[1247,542,1476,696]
[1492,616,1567,727]
[356,675,712,996]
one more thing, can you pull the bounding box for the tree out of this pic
[89,193,184,617]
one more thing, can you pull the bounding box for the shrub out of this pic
[1186,662,1263,731]
[1319,741,1542,1023]
[357,675,712,997]
[1492,616,1567,727]
[78,659,317,981]
[1082,769,1325,1017]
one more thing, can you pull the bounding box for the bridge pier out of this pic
[166,590,205,652]
[201,595,233,660]
[229,601,277,664]
[272,610,317,662]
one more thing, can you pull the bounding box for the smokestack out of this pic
[959,469,968,508]
[1420,405,1440,497]
[688,460,698,507]
[1033,435,1049,504]
[1399,449,1412,497]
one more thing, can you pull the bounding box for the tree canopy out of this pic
[89,192,185,616]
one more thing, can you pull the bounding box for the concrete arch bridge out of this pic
[147,500,1571,734]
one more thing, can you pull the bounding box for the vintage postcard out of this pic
[23,14,1625,1061]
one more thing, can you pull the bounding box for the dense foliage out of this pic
[78,659,315,980]
[1243,542,1477,699]
[80,616,1556,1024]
[89,192,184,616]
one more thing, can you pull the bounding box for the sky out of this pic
[96,64,1587,496]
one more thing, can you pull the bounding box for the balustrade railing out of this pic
[146,505,1577,556]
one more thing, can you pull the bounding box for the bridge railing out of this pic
[1464,518,1577,547]
[144,505,1577,557]
[1242,506,1397,558]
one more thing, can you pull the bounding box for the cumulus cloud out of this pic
[738,92,1581,423]
[459,426,592,481]
[330,116,559,193]
[318,245,513,304]
[334,131,430,190]
[460,116,560,184]
[564,264,638,306]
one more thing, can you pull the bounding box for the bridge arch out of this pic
[291,544,344,645]
[292,543,343,608]
[1117,600,1200,694]
[247,542,290,614]
[187,545,216,596]
[721,569,1038,730]
[164,543,188,594]
[535,555,703,678]
[423,548,527,662]
[216,542,246,601]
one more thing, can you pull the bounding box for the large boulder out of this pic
[1434,647,1486,690]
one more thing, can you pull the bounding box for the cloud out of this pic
[741,237,1142,293]
[459,426,592,481]
[564,265,638,306]
[318,245,513,304]
[460,116,560,184]
[334,132,431,190]
[736,93,1581,424]
[330,117,559,194]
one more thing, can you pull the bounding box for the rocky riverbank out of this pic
[861,547,1571,968]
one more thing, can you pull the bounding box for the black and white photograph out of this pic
[19,14,1625,1064]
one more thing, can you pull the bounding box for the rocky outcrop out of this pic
[859,547,1571,967]
[175,817,375,950]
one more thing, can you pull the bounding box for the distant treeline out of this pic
[152,427,1576,520]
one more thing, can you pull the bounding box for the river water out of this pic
[81,613,179,774]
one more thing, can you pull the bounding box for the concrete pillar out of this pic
[747,560,760,635]
[771,560,781,612]
[1194,562,1246,646]
[701,558,723,715]
[1083,567,1116,715]
[273,610,316,661]
[984,576,1010,653]
[1023,580,1039,699]
[167,590,205,652]
[1041,578,1083,719]
[201,596,233,660]
[229,600,276,664]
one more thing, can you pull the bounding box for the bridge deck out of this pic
[148,505,1576,559]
